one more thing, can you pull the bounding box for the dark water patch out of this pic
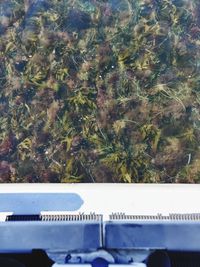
[65,9,91,30]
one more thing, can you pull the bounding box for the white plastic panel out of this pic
[0,184,200,220]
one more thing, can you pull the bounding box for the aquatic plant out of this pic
[0,0,200,183]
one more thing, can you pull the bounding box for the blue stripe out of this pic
[0,193,83,214]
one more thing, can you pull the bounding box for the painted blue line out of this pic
[0,193,83,214]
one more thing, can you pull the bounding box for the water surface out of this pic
[0,0,200,182]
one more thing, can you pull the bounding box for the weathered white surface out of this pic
[0,184,199,219]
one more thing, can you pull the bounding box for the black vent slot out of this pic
[0,250,53,267]
[6,215,41,221]
[169,252,200,267]
[147,251,200,267]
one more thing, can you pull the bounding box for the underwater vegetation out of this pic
[0,0,200,182]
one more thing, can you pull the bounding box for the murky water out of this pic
[0,0,200,182]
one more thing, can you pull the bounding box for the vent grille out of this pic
[5,213,200,222]
[41,213,103,221]
[109,213,200,221]
[6,213,103,222]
